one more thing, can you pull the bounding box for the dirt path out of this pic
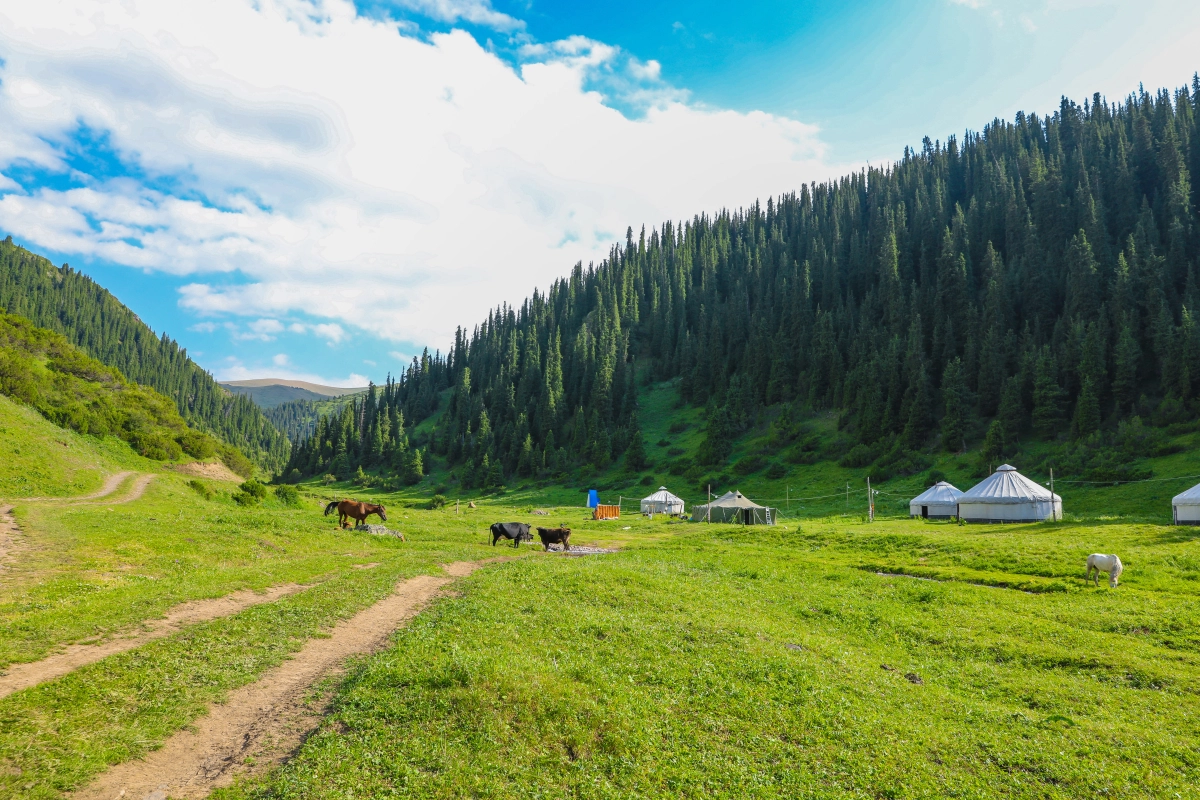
[74,561,489,800]
[82,472,155,505]
[0,583,308,701]
[0,505,20,571]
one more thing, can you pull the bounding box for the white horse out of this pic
[1086,553,1123,587]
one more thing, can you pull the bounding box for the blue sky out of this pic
[0,0,1197,386]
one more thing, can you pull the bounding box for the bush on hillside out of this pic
[765,462,787,479]
[733,455,766,475]
[274,484,301,507]
[429,493,447,509]
[187,479,213,500]
[0,311,254,472]
[839,444,876,469]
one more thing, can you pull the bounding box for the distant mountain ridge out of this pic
[0,236,289,471]
[221,378,367,408]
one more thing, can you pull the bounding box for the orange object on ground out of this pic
[593,504,620,520]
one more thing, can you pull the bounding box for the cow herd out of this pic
[490,522,571,551]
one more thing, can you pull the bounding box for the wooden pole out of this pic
[786,486,790,509]
[867,477,873,522]
[456,499,459,515]
[1050,468,1055,521]
[707,484,712,523]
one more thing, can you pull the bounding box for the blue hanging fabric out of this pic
[587,489,599,508]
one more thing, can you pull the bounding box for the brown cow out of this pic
[324,499,387,529]
[536,526,571,551]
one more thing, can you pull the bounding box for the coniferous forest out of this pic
[294,81,1200,487]
[0,238,290,471]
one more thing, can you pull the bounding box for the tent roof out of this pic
[1172,481,1200,505]
[703,490,767,509]
[642,487,684,503]
[910,481,963,505]
[960,464,1060,504]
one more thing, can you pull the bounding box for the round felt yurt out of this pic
[957,464,1061,523]
[909,481,963,519]
[1171,482,1200,525]
[641,486,685,516]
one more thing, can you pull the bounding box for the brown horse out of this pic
[324,499,387,529]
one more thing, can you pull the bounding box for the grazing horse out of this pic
[1086,553,1123,587]
[536,526,571,551]
[324,499,387,529]
[490,522,532,547]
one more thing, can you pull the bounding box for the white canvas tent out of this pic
[641,486,685,516]
[909,481,963,519]
[957,464,1061,523]
[690,490,776,525]
[1172,482,1200,525]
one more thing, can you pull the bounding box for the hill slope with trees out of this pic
[286,79,1200,489]
[0,310,252,475]
[0,237,288,471]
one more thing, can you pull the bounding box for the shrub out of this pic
[429,493,447,509]
[274,484,301,507]
[839,443,877,468]
[667,447,686,457]
[187,479,213,500]
[733,455,766,475]
[231,490,260,506]
[639,474,655,485]
[765,462,787,479]
[239,479,269,499]
[926,469,947,487]
[668,421,689,434]
[656,439,670,447]
[321,474,337,485]
[285,468,302,484]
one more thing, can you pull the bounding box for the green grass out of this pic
[6,383,1200,799]
[215,516,1200,799]
[0,394,149,498]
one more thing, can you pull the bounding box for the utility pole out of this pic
[786,486,790,509]
[456,499,459,515]
[707,484,712,523]
[1050,468,1055,521]
[845,482,850,511]
[867,477,873,522]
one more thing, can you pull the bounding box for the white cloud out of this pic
[394,0,524,32]
[189,321,218,333]
[272,352,289,366]
[0,0,837,351]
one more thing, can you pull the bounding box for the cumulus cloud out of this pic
[218,359,369,386]
[0,0,837,351]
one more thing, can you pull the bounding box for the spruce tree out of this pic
[940,359,967,453]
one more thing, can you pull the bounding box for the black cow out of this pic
[536,526,571,551]
[490,522,532,548]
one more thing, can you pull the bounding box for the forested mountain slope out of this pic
[287,80,1200,487]
[0,311,252,475]
[0,238,288,470]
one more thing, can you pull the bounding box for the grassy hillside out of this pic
[0,311,253,477]
[0,236,289,470]
[0,395,148,498]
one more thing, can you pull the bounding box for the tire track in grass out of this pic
[74,560,492,800]
[0,583,309,700]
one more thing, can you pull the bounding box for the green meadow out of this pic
[3,393,1200,799]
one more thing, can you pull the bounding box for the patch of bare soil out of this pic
[0,505,22,572]
[0,583,307,701]
[73,561,492,800]
[173,462,243,483]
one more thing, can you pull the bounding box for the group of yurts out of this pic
[643,462,1200,525]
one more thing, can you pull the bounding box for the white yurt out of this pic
[1171,482,1200,525]
[641,486,685,516]
[957,464,1062,523]
[909,481,963,519]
